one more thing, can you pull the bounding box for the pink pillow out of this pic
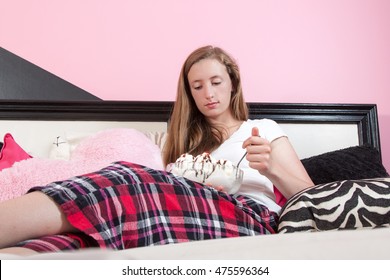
[70,128,164,170]
[0,133,32,171]
[0,128,164,202]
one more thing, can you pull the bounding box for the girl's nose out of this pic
[204,84,214,99]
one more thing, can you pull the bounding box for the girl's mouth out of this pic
[206,101,219,109]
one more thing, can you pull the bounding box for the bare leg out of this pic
[0,191,78,249]
[0,247,38,256]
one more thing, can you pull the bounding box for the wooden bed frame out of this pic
[1,99,390,261]
[0,99,381,159]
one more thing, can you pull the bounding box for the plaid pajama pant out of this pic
[18,161,278,252]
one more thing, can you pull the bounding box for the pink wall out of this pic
[1,0,389,171]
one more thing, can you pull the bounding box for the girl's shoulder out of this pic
[244,118,280,128]
[242,119,286,141]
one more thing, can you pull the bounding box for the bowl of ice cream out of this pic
[168,152,244,194]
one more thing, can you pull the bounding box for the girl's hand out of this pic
[242,126,314,199]
[242,127,272,175]
[205,183,225,192]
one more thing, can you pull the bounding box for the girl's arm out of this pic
[243,127,314,199]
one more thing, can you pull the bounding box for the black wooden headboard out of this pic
[0,99,380,155]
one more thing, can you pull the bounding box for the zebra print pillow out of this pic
[278,178,390,233]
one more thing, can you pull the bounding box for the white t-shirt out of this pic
[211,119,287,213]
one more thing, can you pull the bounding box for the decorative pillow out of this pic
[301,145,389,185]
[0,158,80,202]
[143,131,167,151]
[278,177,390,233]
[49,131,167,160]
[0,133,32,171]
[49,136,70,160]
[70,128,163,170]
[0,128,164,202]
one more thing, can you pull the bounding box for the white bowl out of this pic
[169,162,244,194]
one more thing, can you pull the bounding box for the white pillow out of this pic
[49,131,167,160]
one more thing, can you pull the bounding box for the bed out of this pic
[0,99,389,260]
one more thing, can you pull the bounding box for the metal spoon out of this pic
[235,151,247,178]
[236,151,247,168]
[237,132,260,169]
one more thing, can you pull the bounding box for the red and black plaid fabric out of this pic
[19,162,278,252]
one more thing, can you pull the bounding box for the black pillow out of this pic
[301,145,389,185]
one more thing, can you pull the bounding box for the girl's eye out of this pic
[212,80,222,86]
[193,85,202,90]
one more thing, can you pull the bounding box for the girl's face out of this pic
[187,58,234,124]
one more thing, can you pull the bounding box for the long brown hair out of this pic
[162,46,248,166]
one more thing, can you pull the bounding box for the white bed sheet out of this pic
[1,226,389,260]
